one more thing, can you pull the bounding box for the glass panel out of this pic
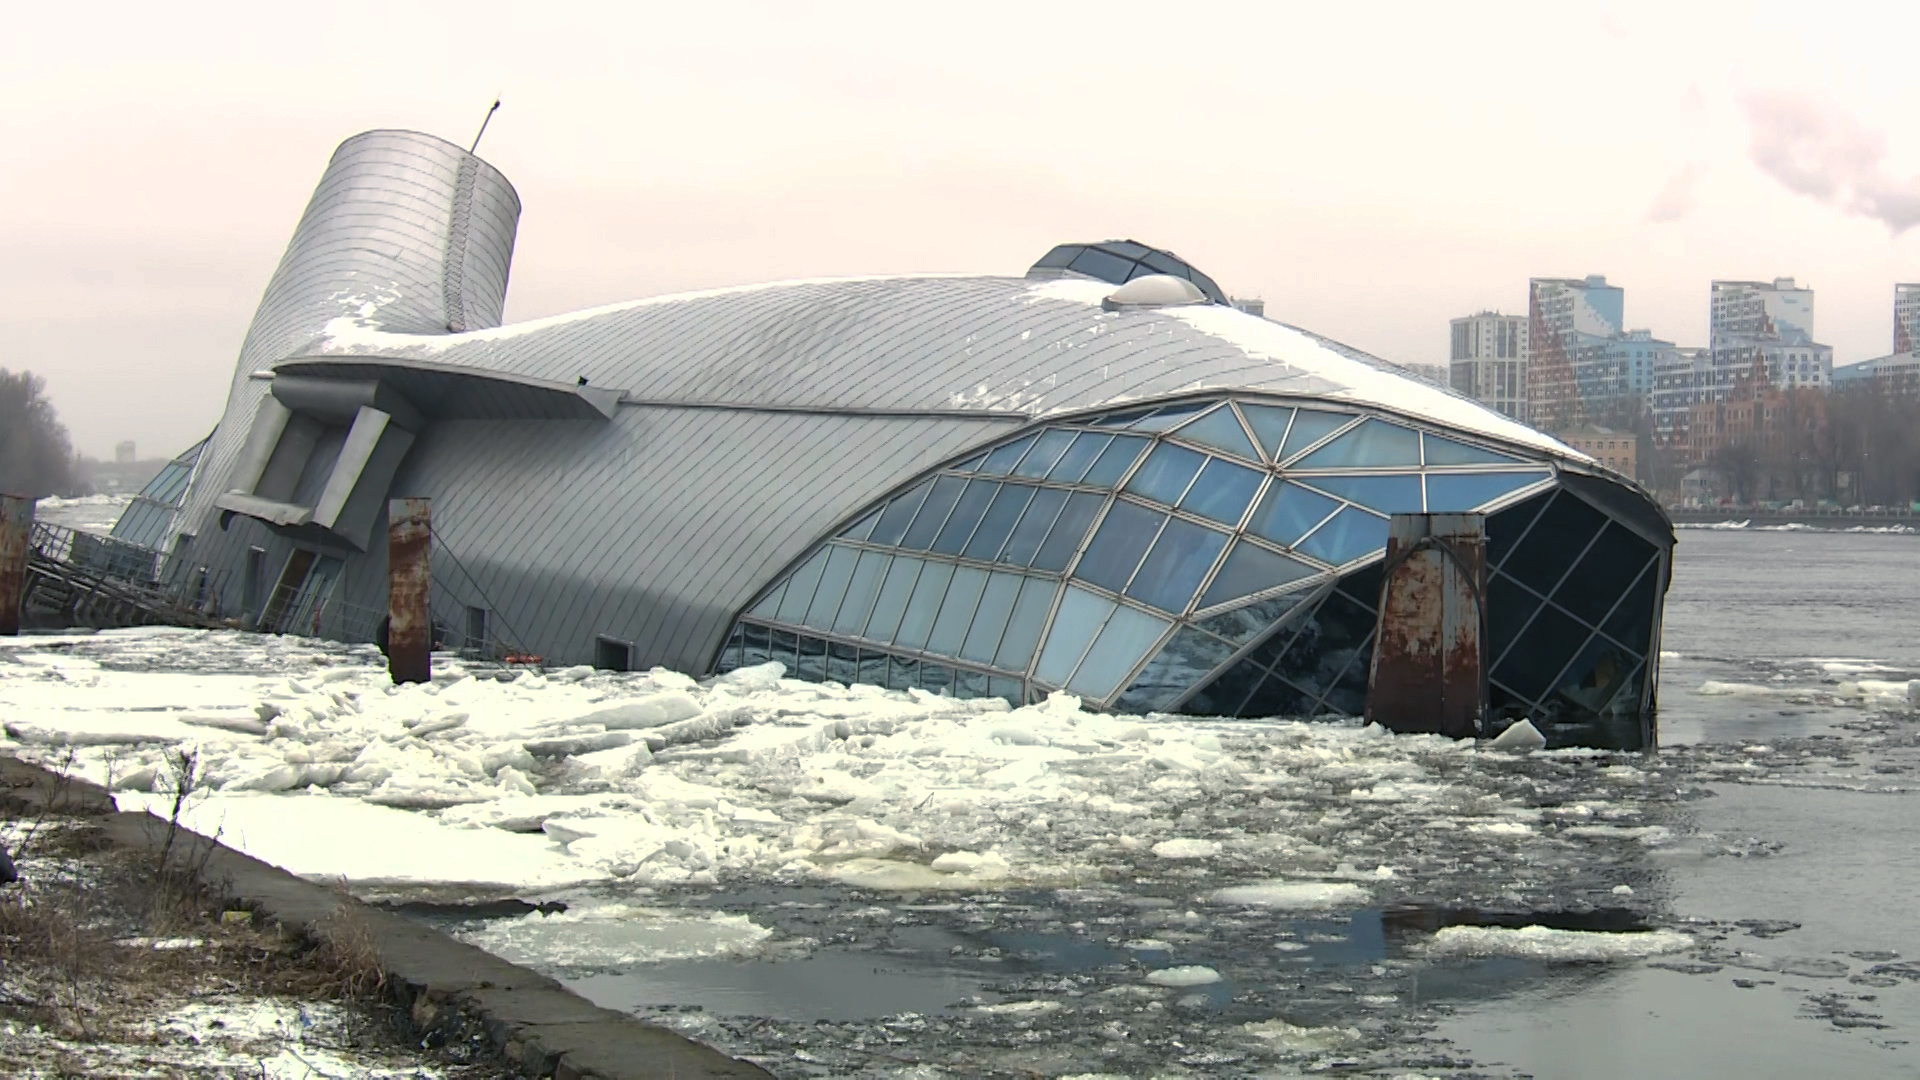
[1423,433,1523,466]
[1074,500,1165,592]
[1033,244,1079,269]
[841,510,880,542]
[1106,240,1152,259]
[1083,434,1150,488]
[1068,606,1171,699]
[1124,443,1206,505]
[900,476,968,550]
[827,641,859,685]
[774,549,830,624]
[894,562,955,650]
[1195,583,1320,645]
[960,572,1023,664]
[1130,401,1211,432]
[1247,482,1341,547]
[886,655,917,692]
[804,545,859,627]
[1126,517,1228,613]
[1492,602,1591,701]
[1487,571,1542,666]
[1267,591,1376,698]
[1184,657,1266,716]
[1198,541,1318,610]
[1046,432,1111,483]
[963,484,1036,562]
[1296,474,1424,515]
[1545,632,1640,717]
[1094,408,1155,428]
[1294,419,1422,469]
[931,480,997,555]
[994,576,1057,671]
[743,623,773,669]
[1001,487,1069,566]
[749,580,786,618]
[980,434,1038,476]
[1012,429,1076,479]
[868,481,932,547]
[1033,491,1106,572]
[1487,490,1555,569]
[1239,403,1295,460]
[1602,560,1659,656]
[769,628,800,669]
[865,556,923,643]
[1034,586,1115,686]
[715,628,744,674]
[1069,247,1135,284]
[856,650,887,688]
[955,452,989,472]
[1295,507,1390,565]
[1505,491,1608,597]
[1179,458,1264,526]
[1423,470,1552,512]
[1554,523,1656,629]
[832,551,890,635]
[1174,406,1261,461]
[1317,642,1374,717]
[927,566,989,656]
[796,635,827,681]
[1334,562,1384,609]
[1241,673,1319,719]
[1115,626,1239,713]
[988,676,1025,707]
[1279,409,1352,461]
[919,663,954,694]
[955,669,991,699]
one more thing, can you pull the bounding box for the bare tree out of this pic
[0,369,79,497]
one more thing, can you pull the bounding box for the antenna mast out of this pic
[469,99,501,154]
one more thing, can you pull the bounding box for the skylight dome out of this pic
[1102,274,1208,311]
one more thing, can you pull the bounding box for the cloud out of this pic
[1742,91,1920,235]
[1645,164,1702,224]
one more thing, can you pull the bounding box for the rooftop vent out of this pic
[1102,274,1209,311]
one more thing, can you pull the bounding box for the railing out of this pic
[25,521,232,625]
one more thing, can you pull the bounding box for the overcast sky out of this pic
[4,0,1917,458]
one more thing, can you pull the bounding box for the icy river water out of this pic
[4,526,1919,1078]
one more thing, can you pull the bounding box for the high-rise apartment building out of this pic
[1527,275,1624,430]
[1896,283,1919,355]
[1709,277,1832,389]
[1448,311,1528,420]
[1651,347,1713,452]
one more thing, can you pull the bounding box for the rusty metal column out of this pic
[0,495,33,636]
[387,498,431,684]
[1365,512,1487,739]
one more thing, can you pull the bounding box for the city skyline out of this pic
[5,0,1918,457]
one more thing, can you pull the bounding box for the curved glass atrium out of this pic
[715,397,1665,747]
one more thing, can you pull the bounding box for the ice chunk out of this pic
[1488,718,1546,752]
[1151,838,1222,860]
[523,731,635,758]
[1421,925,1693,961]
[1146,965,1222,986]
[711,661,785,692]
[495,766,538,798]
[574,692,702,731]
[1207,880,1370,910]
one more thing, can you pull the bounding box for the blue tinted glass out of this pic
[1296,507,1390,565]
[864,556,923,642]
[774,549,829,623]
[1033,491,1106,572]
[1083,435,1150,488]
[1001,487,1068,566]
[795,636,827,682]
[1195,583,1320,644]
[804,545,859,627]
[768,628,799,669]
[1180,458,1264,526]
[832,551,889,635]
[932,480,997,555]
[963,484,1036,562]
[1074,501,1164,592]
[856,650,887,688]
[1295,419,1421,469]
[1279,410,1352,461]
[960,572,1022,664]
[1068,605,1172,700]
[979,435,1037,476]
[1425,470,1552,511]
[1297,474,1423,515]
[1423,433,1522,466]
[1069,247,1135,284]
[1175,406,1260,461]
[1247,482,1341,547]
[1107,240,1153,259]
[1034,586,1114,685]
[995,576,1058,671]
[743,624,773,669]
[927,567,989,656]
[900,476,967,549]
[840,509,879,542]
[1094,409,1155,428]
[1124,443,1206,505]
[885,655,917,691]
[827,640,859,685]
[1047,432,1111,483]
[749,580,785,618]
[919,663,953,694]
[1126,517,1227,613]
[955,452,989,472]
[1239,404,1294,460]
[1033,245,1079,269]
[1131,402,1211,433]
[894,561,955,650]
[988,676,1024,707]
[1115,627,1239,713]
[1013,429,1076,478]
[955,668,991,699]
[1198,541,1319,610]
[867,481,931,547]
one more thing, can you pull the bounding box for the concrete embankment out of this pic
[0,756,772,1080]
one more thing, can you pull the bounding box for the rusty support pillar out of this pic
[1365,512,1487,739]
[0,495,32,637]
[387,498,431,684]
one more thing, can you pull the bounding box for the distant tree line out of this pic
[0,369,79,498]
